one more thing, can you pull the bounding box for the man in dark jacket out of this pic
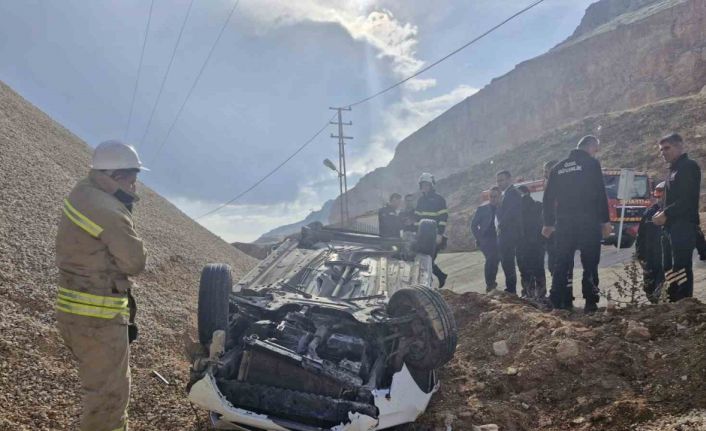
[471,186,500,292]
[517,185,546,300]
[542,135,612,313]
[542,160,575,298]
[378,193,403,238]
[653,133,702,301]
[636,182,665,303]
[496,170,523,294]
[400,194,417,234]
[415,172,448,287]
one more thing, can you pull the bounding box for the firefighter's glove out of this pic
[128,323,139,344]
[436,234,443,245]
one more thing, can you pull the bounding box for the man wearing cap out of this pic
[636,182,666,303]
[55,140,148,431]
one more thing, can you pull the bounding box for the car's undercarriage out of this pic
[188,224,457,430]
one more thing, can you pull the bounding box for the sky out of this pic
[0,0,596,242]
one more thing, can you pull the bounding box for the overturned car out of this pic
[188,222,458,430]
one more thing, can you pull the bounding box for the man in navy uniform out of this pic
[542,135,612,312]
[652,133,702,301]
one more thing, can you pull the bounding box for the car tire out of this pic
[414,219,437,256]
[198,263,232,346]
[387,285,457,370]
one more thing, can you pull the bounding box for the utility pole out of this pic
[329,106,352,227]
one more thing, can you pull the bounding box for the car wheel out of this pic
[198,263,232,346]
[387,285,457,370]
[414,219,437,256]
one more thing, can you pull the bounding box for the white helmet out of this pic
[419,172,435,185]
[91,140,149,171]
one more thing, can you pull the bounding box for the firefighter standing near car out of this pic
[542,135,612,313]
[415,173,449,287]
[636,182,666,303]
[652,133,702,301]
[55,140,147,431]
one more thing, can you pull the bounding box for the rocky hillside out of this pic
[439,91,706,250]
[331,0,706,224]
[0,81,257,430]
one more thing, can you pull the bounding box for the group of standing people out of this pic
[471,133,702,312]
[378,173,449,287]
[471,169,551,300]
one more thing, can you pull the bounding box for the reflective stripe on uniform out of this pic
[415,209,449,217]
[665,268,688,285]
[414,221,447,226]
[56,287,128,320]
[58,287,128,308]
[63,199,104,238]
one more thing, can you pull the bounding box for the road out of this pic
[436,246,706,306]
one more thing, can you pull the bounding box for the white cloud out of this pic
[349,84,478,174]
[241,1,432,90]
[169,174,340,243]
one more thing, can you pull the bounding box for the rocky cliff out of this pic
[331,0,706,223]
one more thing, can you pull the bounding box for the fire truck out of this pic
[482,170,654,248]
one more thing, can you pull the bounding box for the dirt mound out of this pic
[411,291,706,430]
[0,81,256,430]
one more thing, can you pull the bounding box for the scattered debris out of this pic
[152,371,170,386]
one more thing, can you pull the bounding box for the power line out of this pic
[149,0,241,165]
[195,113,337,220]
[344,0,547,108]
[137,0,196,148]
[124,0,155,139]
[192,0,548,219]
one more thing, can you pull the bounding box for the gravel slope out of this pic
[0,81,257,430]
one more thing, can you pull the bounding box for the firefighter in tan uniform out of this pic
[55,140,148,431]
